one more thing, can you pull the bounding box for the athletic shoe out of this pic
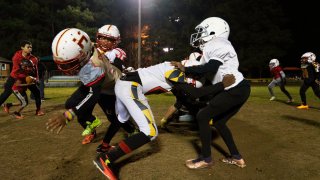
[185,158,213,169]
[3,104,10,114]
[93,153,117,180]
[287,99,294,103]
[269,96,276,101]
[82,131,96,145]
[96,142,115,153]
[82,117,102,136]
[209,119,214,126]
[221,157,246,168]
[36,109,45,116]
[160,118,167,129]
[297,104,309,109]
[13,111,24,119]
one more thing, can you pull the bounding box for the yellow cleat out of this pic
[297,104,309,109]
[209,119,213,126]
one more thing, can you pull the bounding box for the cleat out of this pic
[185,158,213,169]
[93,154,117,180]
[209,119,214,126]
[297,104,309,109]
[36,109,45,116]
[221,157,246,168]
[13,111,24,119]
[160,118,167,129]
[269,96,276,101]
[287,99,294,103]
[82,131,96,145]
[82,117,102,136]
[96,142,115,153]
[3,104,10,114]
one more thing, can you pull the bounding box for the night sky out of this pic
[279,0,319,65]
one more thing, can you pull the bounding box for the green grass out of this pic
[5,85,319,108]
[1,85,319,180]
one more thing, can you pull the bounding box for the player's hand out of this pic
[46,114,67,134]
[170,61,185,72]
[222,74,235,88]
[25,76,37,85]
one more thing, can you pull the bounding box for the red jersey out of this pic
[10,50,38,79]
[12,70,28,92]
[270,66,283,79]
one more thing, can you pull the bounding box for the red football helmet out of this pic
[96,25,121,52]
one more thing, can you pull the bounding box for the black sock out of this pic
[107,132,150,162]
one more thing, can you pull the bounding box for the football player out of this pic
[160,51,204,128]
[267,58,293,102]
[1,40,44,116]
[93,55,235,179]
[297,52,320,109]
[95,25,138,152]
[46,27,136,147]
[171,17,250,169]
[3,59,36,119]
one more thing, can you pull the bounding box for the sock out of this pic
[107,132,150,162]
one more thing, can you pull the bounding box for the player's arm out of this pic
[172,74,235,100]
[171,59,222,77]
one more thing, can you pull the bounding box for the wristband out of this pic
[63,109,76,124]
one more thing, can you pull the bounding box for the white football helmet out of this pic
[301,52,316,63]
[96,25,121,52]
[52,28,92,75]
[190,17,230,48]
[269,59,280,69]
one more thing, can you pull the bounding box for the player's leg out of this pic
[311,82,320,99]
[186,80,250,169]
[12,90,27,119]
[28,84,44,115]
[267,80,277,100]
[0,76,15,106]
[297,83,309,109]
[94,80,157,179]
[279,82,293,102]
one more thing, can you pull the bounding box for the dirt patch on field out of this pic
[0,89,319,180]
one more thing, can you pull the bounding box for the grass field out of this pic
[0,85,319,180]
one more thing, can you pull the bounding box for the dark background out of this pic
[0,0,318,78]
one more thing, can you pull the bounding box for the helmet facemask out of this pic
[54,50,91,75]
[301,52,316,64]
[20,59,35,74]
[96,33,120,52]
[269,59,279,70]
[190,27,211,48]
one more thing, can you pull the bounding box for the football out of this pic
[25,76,35,84]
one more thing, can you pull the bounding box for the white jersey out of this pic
[115,60,203,138]
[104,49,116,63]
[137,61,204,94]
[138,62,175,94]
[202,37,244,89]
